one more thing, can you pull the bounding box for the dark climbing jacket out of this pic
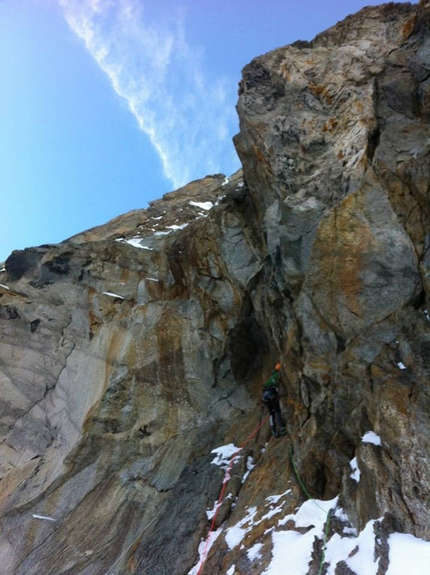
[262,370,280,402]
[262,385,278,402]
[261,370,286,437]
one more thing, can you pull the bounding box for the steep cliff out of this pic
[1,2,430,574]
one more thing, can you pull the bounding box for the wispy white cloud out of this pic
[59,0,239,188]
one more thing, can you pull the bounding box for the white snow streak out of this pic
[102,291,124,299]
[166,223,188,231]
[210,443,239,470]
[242,455,255,483]
[225,507,257,550]
[350,457,361,482]
[189,200,213,211]
[32,514,57,522]
[116,237,153,249]
[187,528,222,575]
[247,542,264,562]
[362,431,382,446]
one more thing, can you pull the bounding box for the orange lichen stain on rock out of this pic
[353,100,365,116]
[145,277,163,301]
[119,267,130,285]
[335,211,371,317]
[278,60,292,82]
[167,284,190,299]
[309,82,334,105]
[83,330,127,433]
[402,15,416,40]
[317,194,374,318]
[254,144,270,167]
[285,398,308,422]
[376,372,412,418]
[0,458,40,507]
[323,117,339,133]
[126,534,144,572]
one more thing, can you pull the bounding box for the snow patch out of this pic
[242,456,255,483]
[266,490,292,506]
[344,520,381,575]
[350,457,361,482]
[264,529,312,575]
[362,431,382,446]
[0,283,10,290]
[210,484,430,575]
[116,237,153,249]
[211,444,240,470]
[247,542,264,562]
[397,362,407,370]
[166,223,188,231]
[189,200,213,210]
[386,532,430,574]
[323,519,381,575]
[260,491,292,522]
[187,528,222,575]
[225,507,257,550]
[261,504,285,522]
[264,495,430,575]
[265,498,338,575]
[291,497,337,529]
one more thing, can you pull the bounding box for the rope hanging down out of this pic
[196,414,270,575]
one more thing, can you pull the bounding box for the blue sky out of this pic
[0,0,417,262]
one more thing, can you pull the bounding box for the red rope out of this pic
[196,414,270,575]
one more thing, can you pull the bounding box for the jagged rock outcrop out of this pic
[1,2,430,574]
[234,0,430,538]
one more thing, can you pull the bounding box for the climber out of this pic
[262,363,286,438]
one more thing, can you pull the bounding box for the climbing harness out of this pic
[196,414,270,575]
[289,450,333,575]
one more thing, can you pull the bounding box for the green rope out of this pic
[289,450,332,575]
[318,510,332,575]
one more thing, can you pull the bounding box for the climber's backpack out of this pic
[262,386,277,402]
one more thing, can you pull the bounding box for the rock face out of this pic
[1,2,430,574]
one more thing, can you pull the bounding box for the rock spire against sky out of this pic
[0,0,418,262]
